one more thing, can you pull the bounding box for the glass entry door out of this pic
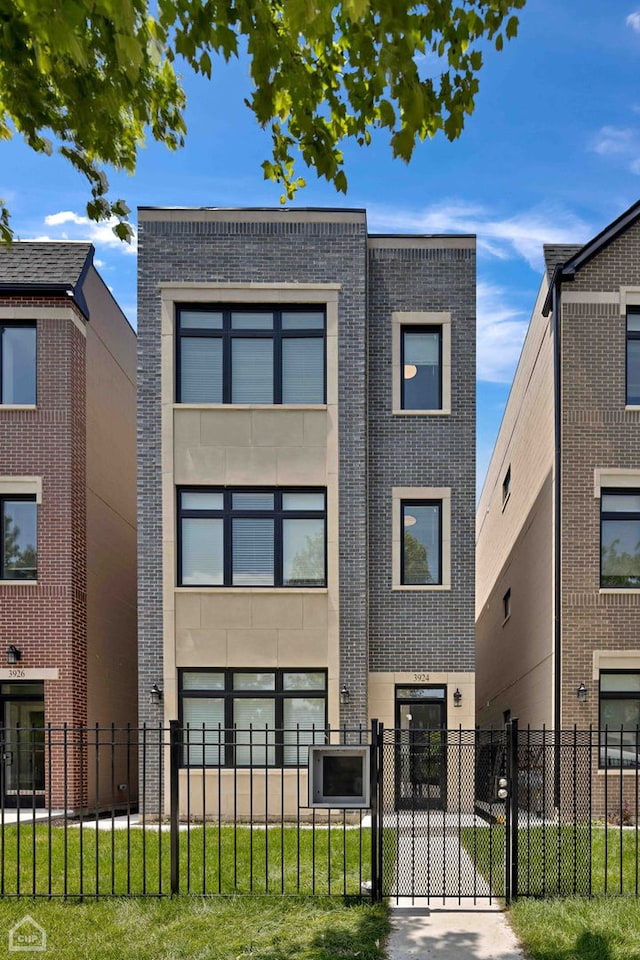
[1,683,45,808]
[395,687,446,810]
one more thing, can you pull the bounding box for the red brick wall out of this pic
[0,296,87,806]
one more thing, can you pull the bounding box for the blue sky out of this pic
[2,0,640,493]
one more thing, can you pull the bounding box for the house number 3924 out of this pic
[413,673,430,682]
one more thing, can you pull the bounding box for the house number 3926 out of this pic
[9,669,25,679]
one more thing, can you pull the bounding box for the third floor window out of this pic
[627,309,640,405]
[177,306,326,405]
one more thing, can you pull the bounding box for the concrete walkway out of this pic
[387,899,527,960]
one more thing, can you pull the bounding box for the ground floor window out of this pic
[599,671,640,768]
[179,669,327,767]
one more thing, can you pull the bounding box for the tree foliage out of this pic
[403,530,432,585]
[0,0,526,242]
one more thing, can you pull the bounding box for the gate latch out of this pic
[2,751,13,765]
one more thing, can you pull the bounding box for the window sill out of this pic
[174,403,328,411]
[175,586,328,594]
[392,408,450,417]
[391,584,451,592]
[599,588,640,595]
[0,404,36,411]
[597,768,640,775]
[0,579,38,586]
[624,405,640,412]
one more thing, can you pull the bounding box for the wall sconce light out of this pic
[340,684,350,705]
[453,688,462,708]
[150,684,163,704]
[577,682,588,703]
[7,645,21,665]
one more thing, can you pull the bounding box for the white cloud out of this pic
[590,124,640,175]
[42,210,137,254]
[93,258,106,269]
[627,11,640,32]
[592,126,635,156]
[476,281,528,384]
[367,200,591,270]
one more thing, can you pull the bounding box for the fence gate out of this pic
[374,723,515,903]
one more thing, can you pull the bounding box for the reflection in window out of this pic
[401,501,441,585]
[599,672,640,768]
[178,488,326,587]
[1,497,37,579]
[1,325,36,404]
[179,669,327,767]
[600,489,640,588]
[401,327,441,410]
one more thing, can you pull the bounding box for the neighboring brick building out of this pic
[137,207,476,815]
[0,243,137,809]
[476,200,640,803]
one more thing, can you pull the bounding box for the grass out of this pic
[461,825,640,897]
[0,896,390,960]
[509,897,640,960]
[0,823,371,897]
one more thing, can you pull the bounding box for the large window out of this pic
[177,306,325,405]
[600,671,640,768]
[179,669,327,767]
[627,309,640,405]
[401,500,441,585]
[178,488,326,587]
[600,489,640,588]
[1,496,37,580]
[401,326,442,410]
[1,324,36,405]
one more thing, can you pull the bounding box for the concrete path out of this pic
[387,899,527,960]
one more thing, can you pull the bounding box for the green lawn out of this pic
[509,897,640,960]
[0,823,371,897]
[462,825,640,897]
[0,896,390,960]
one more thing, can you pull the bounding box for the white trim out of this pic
[0,668,58,680]
[0,476,42,502]
[0,305,86,336]
[594,468,640,497]
[620,286,640,314]
[592,650,640,680]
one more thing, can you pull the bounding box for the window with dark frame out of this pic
[599,671,640,768]
[1,324,36,405]
[502,466,511,506]
[179,669,327,767]
[401,325,442,410]
[401,500,442,585]
[627,308,640,405]
[177,306,326,405]
[178,488,326,587]
[1,496,37,580]
[502,588,511,622]
[600,489,640,588]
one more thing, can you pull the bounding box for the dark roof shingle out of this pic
[543,243,583,280]
[0,242,93,287]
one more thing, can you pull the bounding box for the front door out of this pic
[395,686,446,810]
[1,683,45,808]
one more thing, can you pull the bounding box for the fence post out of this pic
[509,717,519,902]
[169,720,180,895]
[370,719,380,902]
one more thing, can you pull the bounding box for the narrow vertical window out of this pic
[0,324,36,404]
[401,501,441,585]
[401,326,442,410]
[1,496,37,579]
[627,309,640,405]
[502,466,511,506]
[502,588,511,622]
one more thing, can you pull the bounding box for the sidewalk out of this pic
[387,898,527,960]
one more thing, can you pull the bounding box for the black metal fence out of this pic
[0,719,639,901]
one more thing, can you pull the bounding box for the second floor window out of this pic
[178,488,326,587]
[1,496,37,580]
[601,489,640,588]
[177,306,326,405]
[401,500,441,585]
[627,309,640,405]
[1,324,36,404]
